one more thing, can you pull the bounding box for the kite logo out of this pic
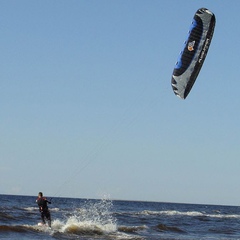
[188,41,195,51]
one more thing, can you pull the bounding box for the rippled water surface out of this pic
[1,194,240,239]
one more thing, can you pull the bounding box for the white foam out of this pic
[140,210,240,219]
[24,207,38,211]
[24,207,59,212]
[52,198,117,234]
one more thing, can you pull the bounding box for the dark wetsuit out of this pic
[36,197,51,227]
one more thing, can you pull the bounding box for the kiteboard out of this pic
[37,222,51,229]
[171,8,216,99]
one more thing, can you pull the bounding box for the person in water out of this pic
[36,192,51,227]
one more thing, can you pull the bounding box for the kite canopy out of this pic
[171,8,216,99]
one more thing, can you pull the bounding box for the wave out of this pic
[49,198,118,237]
[23,207,39,211]
[52,220,145,240]
[52,217,117,235]
[0,225,35,233]
[0,219,115,236]
[118,225,147,233]
[210,228,239,236]
[24,207,60,212]
[154,224,185,233]
[138,210,240,219]
[0,222,143,240]
[0,212,16,221]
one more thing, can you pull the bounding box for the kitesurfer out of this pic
[36,192,52,227]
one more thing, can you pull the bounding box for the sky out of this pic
[0,0,240,206]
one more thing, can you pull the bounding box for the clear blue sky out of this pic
[1,0,240,205]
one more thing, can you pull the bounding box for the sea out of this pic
[1,194,240,240]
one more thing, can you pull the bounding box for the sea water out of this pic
[1,194,240,239]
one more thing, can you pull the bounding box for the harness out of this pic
[37,197,48,212]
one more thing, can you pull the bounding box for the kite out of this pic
[171,8,216,99]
